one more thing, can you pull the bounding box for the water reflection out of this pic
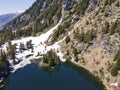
[64,61,106,90]
[41,65,60,75]
[0,61,106,90]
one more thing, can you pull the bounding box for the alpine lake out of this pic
[0,60,105,90]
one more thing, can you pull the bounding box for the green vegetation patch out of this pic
[111,49,120,76]
[75,0,90,15]
[42,50,60,67]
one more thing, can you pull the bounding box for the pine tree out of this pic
[73,48,78,56]
[65,36,71,44]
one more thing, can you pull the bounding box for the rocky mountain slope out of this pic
[3,0,62,36]
[49,0,120,90]
[0,0,120,90]
[0,0,62,45]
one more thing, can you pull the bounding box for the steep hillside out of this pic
[0,0,63,45]
[48,0,120,90]
[3,0,62,37]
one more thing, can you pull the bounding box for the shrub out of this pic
[110,65,118,76]
[65,36,71,44]
[73,48,78,56]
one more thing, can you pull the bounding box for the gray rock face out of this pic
[3,0,51,31]
[87,0,102,12]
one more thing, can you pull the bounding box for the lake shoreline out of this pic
[1,62,104,90]
[65,60,107,90]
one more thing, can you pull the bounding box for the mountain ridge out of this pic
[0,13,20,29]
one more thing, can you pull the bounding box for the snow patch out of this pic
[0,77,4,83]
[0,6,66,73]
[111,82,119,87]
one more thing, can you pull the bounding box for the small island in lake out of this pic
[39,49,60,68]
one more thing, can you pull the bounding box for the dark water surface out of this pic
[1,62,104,90]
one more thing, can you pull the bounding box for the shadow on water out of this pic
[0,76,10,90]
[38,60,106,90]
[42,65,60,75]
[0,60,106,90]
[63,61,106,90]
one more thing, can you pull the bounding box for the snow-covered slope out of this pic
[0,7,65,73]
